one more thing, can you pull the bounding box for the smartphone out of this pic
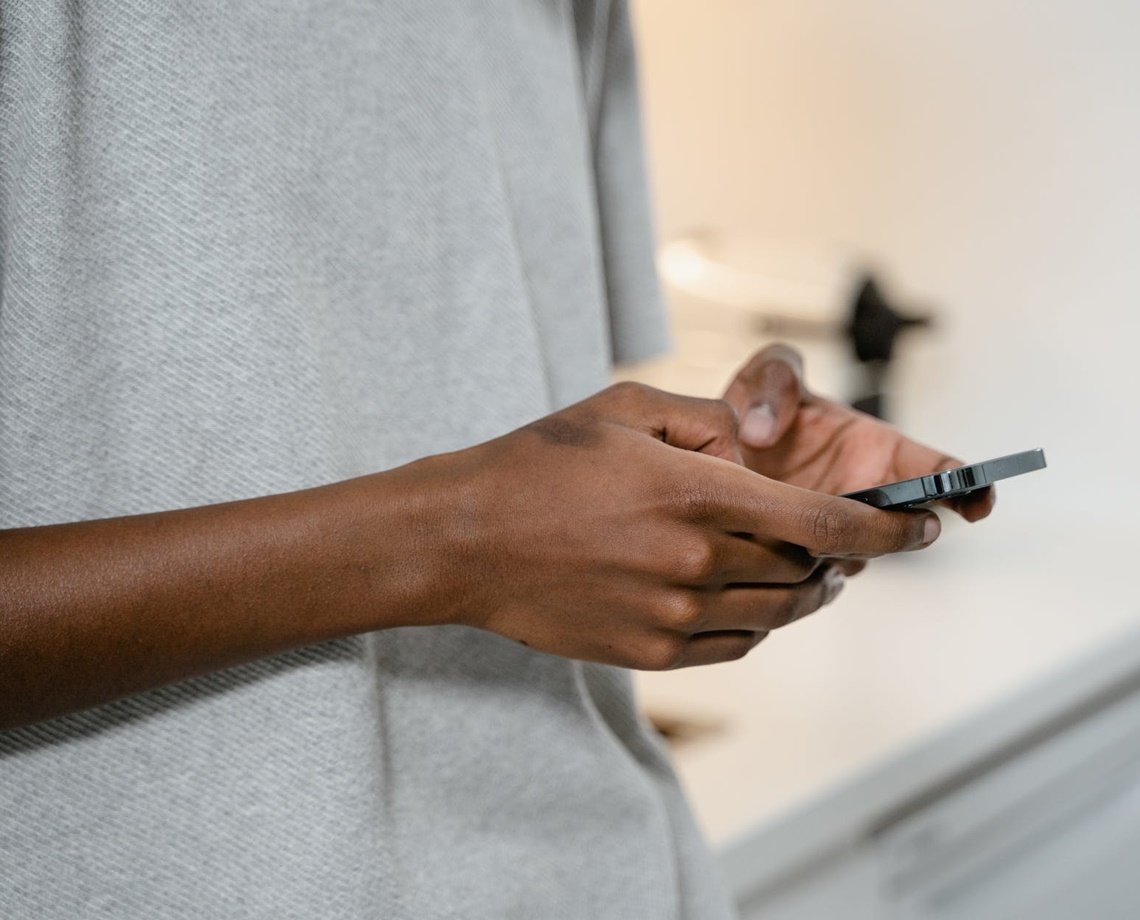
[841,448,1046,509]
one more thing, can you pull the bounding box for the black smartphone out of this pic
[841,448,1046,509]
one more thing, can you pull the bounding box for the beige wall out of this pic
[631,1,1140,515]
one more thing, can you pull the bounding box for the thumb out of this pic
[723,343,807,448]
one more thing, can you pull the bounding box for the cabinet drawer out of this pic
[875,679,1140,920]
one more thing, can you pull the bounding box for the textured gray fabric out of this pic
[0,1,736,917]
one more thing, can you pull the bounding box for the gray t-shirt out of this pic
[0,1,737,917]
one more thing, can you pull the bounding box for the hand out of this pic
[445,381,941,670]
[0,380,943,729]
[722,344,995,523]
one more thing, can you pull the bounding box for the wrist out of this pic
[316,448,482,633]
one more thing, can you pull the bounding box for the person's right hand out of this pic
[0,382,939,730]
[440,382,940,670]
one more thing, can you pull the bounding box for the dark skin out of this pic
[0,351,987,731]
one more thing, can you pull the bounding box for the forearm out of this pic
[1,380,940,731]
[0,454,463,730]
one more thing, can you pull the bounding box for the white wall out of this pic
[631,1,1140,518]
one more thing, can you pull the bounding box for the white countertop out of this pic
[635,505,1139,893]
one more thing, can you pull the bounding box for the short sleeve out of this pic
[575,0,671,367]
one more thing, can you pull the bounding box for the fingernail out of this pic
[823,566,846,604]
[922,515,941,547]
[740,404,776,445]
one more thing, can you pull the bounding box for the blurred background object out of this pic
[657,230,933,417]
[622,2,1140,917]
[624,0,1139,518]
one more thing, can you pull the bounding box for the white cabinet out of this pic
[879,678,1140,920]
[736,676,1140,919]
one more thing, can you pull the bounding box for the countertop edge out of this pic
[717,616,1140,900]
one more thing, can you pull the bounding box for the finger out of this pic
[696,564,847,633]
[672,629,768,668]
[680,532,820,587]
[606,382,744,465]
[830,558,868,576]
[723,343,807,448]
[893,443,995,522]
[702,466,940,557]
[947,485,995,522]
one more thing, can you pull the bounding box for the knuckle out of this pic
[605,380,653,407]
[638,633,688,671]
[710,398,740,434]
[658,589,706,632]
[803,505,851,555]
[672,539,719,585]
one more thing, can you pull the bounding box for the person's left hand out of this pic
[723,344,995,524]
